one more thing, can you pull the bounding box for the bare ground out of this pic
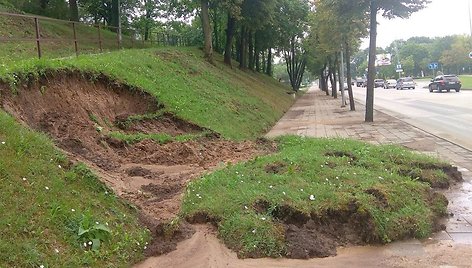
[0,72,275,255]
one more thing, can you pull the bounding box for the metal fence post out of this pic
[72,22,78,57]
[98,24,103,53]
[34,17,41,59]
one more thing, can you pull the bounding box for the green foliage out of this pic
[182,136,451,257]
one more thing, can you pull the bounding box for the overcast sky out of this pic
[361,0,472,49]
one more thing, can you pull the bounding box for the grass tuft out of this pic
[181,136,452,257]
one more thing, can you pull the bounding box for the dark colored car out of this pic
[396,77,415,90]
[428,75,461,93]
[374,79,385,88]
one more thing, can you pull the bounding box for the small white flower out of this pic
[244,206,248,210]
[335,176,339,179]
[269,185,273,189]
[40,265,44,268]
[353,172,357,175]
[45,186,49,190]
[83,242,87,247]
[198,196,202,199]
[240,180,244,183]
[282,191,286,195]
[261,217,266,221]
[58,165,62,169]
[378,176,383,179]
[22,177,27,181]
[71,209,75,212]
[137,242,140,246]
[252,229,256,233]
[1,141,5,145]
[55,248,59,253]
[105,222,109,226]
[88,241,92,245]
[144,246,147,250]
[309,195,316,201]
[320,165,324,168]
[300,189,304,192]
[95,222,99,225]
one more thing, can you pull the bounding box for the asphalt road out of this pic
[351,81,472,151]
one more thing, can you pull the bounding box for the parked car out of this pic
[396,77,415,90]
[428,75,461,93]
[374,79,385,88]
[356,78,366,87]
[384,79,397,89]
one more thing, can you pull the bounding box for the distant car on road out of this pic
[428,75,461,93]
[396,77,415,90]
[374,79,385,88]
[356,78,366,87]
[384,79,397,89]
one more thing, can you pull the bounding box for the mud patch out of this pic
[0,70,274,257]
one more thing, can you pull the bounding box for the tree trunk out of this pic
[345,42,356,111]
[239,26,247,69]
[224,14,236,67]
[248,31,254,71]
[365,0,378,122]
[262,51,266,73]
[266,48,272,76]
[255,51,260,72]
[112,0,119,27]
[144,0,152,41]
[69,0,79,21]
[212,9,220,52]
[201,0,213,64]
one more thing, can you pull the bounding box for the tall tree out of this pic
[276,0,310,91]
[69,0,79,21]
[201,0,214,63]
[365,0,429,122]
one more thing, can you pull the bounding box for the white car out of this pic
[384,79,397,89]
[396,77,415,90]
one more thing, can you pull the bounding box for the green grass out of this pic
[181,136,450,257]
[0,110,150,267]
[458,75,472,90]
[0,47,294,140]
[108,130,211,145]
[0,9,144,63]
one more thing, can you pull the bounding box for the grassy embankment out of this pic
[0,4,458,261]
[0,47,295,267]
[0,2,142,64]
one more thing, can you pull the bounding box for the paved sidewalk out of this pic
[267,87,472,171]
[267,86,472,250]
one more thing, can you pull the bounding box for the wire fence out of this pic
[0,11,191,61]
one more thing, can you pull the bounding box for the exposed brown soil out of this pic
[1,72,465,264]
[0,71,274,256]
